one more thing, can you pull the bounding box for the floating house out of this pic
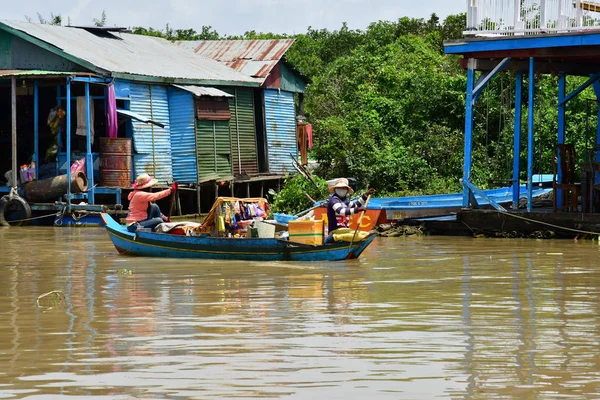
[443,0,600,236]
[174,39,308,179]
[0,21,307,226]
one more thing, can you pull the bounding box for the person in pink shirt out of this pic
[126,173,178,232]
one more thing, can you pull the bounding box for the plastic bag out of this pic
[70,157,86,174]
[18,163,36,183]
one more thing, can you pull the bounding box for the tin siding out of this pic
[129,83,173,183]
[196,120,232,181]
[226,88,259,177]
[280,63,306,93]
[0,31,11,69]
[168,87,197,183]
[264,89,297,174]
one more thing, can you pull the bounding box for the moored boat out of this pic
[100,213,376,261]
[313,184,552,229]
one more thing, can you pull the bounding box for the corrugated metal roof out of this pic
[172,84,233,98]
[0,20,259,86]
[175,39,295,80]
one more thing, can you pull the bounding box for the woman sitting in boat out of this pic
[126,173,178,232]
[324,178,375,244]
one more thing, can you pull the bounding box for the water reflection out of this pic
[1,230,600,398]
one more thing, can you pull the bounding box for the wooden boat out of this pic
[100,213,376,261]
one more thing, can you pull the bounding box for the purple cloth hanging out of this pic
[106,83,117,138]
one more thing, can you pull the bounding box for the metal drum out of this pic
[23,172,88,203]
[99,138,132,187]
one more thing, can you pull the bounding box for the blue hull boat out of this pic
[367,185,552,220]
[100,213,376,262]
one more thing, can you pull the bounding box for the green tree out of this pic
[93,10,107,27]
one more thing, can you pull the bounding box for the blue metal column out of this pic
[512,72,523,209]
[34,80,39,179]
[527,58,535,212]
[85,82,95,204]
[463,60,475,207]
[593,81,600,166]
[66,78,72,212]
[557,72,566,208]
[56,86,62,153]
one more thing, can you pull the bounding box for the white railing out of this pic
[466,0,600,35]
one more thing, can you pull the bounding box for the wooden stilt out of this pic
[11,77,17,188]
[197,185,201,214]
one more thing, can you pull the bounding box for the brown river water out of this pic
[1,227,600,399]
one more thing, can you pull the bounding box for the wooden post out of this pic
[214,181,218,200]
[11,77,17,188]
[260,181,264,197]
[34,80,39,178]
[85,82,95,204]
[247,182,250,198]
[196,185,201,215]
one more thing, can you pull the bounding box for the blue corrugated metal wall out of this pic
[168,87,197,183]
[129,83,173,183]
[264,89,297,174]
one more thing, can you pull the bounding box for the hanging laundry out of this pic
[306,124,313,148]
[106,83,118,139]
[76,97,95,144]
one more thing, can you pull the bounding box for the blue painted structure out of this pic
[100,213,376,261]
[264,89,297,174]
[444,30,600,212]
[168,87,198,183]
[512,72,522,209]
[129,83,173,183]
[367,185,551,220]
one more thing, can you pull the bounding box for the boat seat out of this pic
[553,144,580,212]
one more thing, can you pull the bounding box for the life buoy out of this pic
[0,194,32,226]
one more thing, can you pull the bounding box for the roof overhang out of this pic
[111,72,260,87]
[172,84,233,98]
[116,109,165,128]
[445,31,600,76]
[0,69,99,79]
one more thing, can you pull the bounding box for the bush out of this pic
[269,175,330,215]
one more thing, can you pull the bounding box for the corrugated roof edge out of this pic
[0,69,98,78]
[111,72,260,87]
[0,21,106,75]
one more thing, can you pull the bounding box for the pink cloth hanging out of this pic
[306,124,313,148]
[106,83,118,138]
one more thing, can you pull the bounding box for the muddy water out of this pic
[0,228,600,399]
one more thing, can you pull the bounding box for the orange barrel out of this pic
[99,138,132,187]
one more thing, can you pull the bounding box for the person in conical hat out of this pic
[126,173,178,232]
[324,178,375,244]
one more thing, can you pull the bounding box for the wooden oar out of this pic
[168,183,176,220]
[348,194,371,252]
[295,200,327,218]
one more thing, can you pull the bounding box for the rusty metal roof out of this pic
[0,20,259,87]
[174,39,295,80]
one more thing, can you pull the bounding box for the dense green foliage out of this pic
[269,175,329,215]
